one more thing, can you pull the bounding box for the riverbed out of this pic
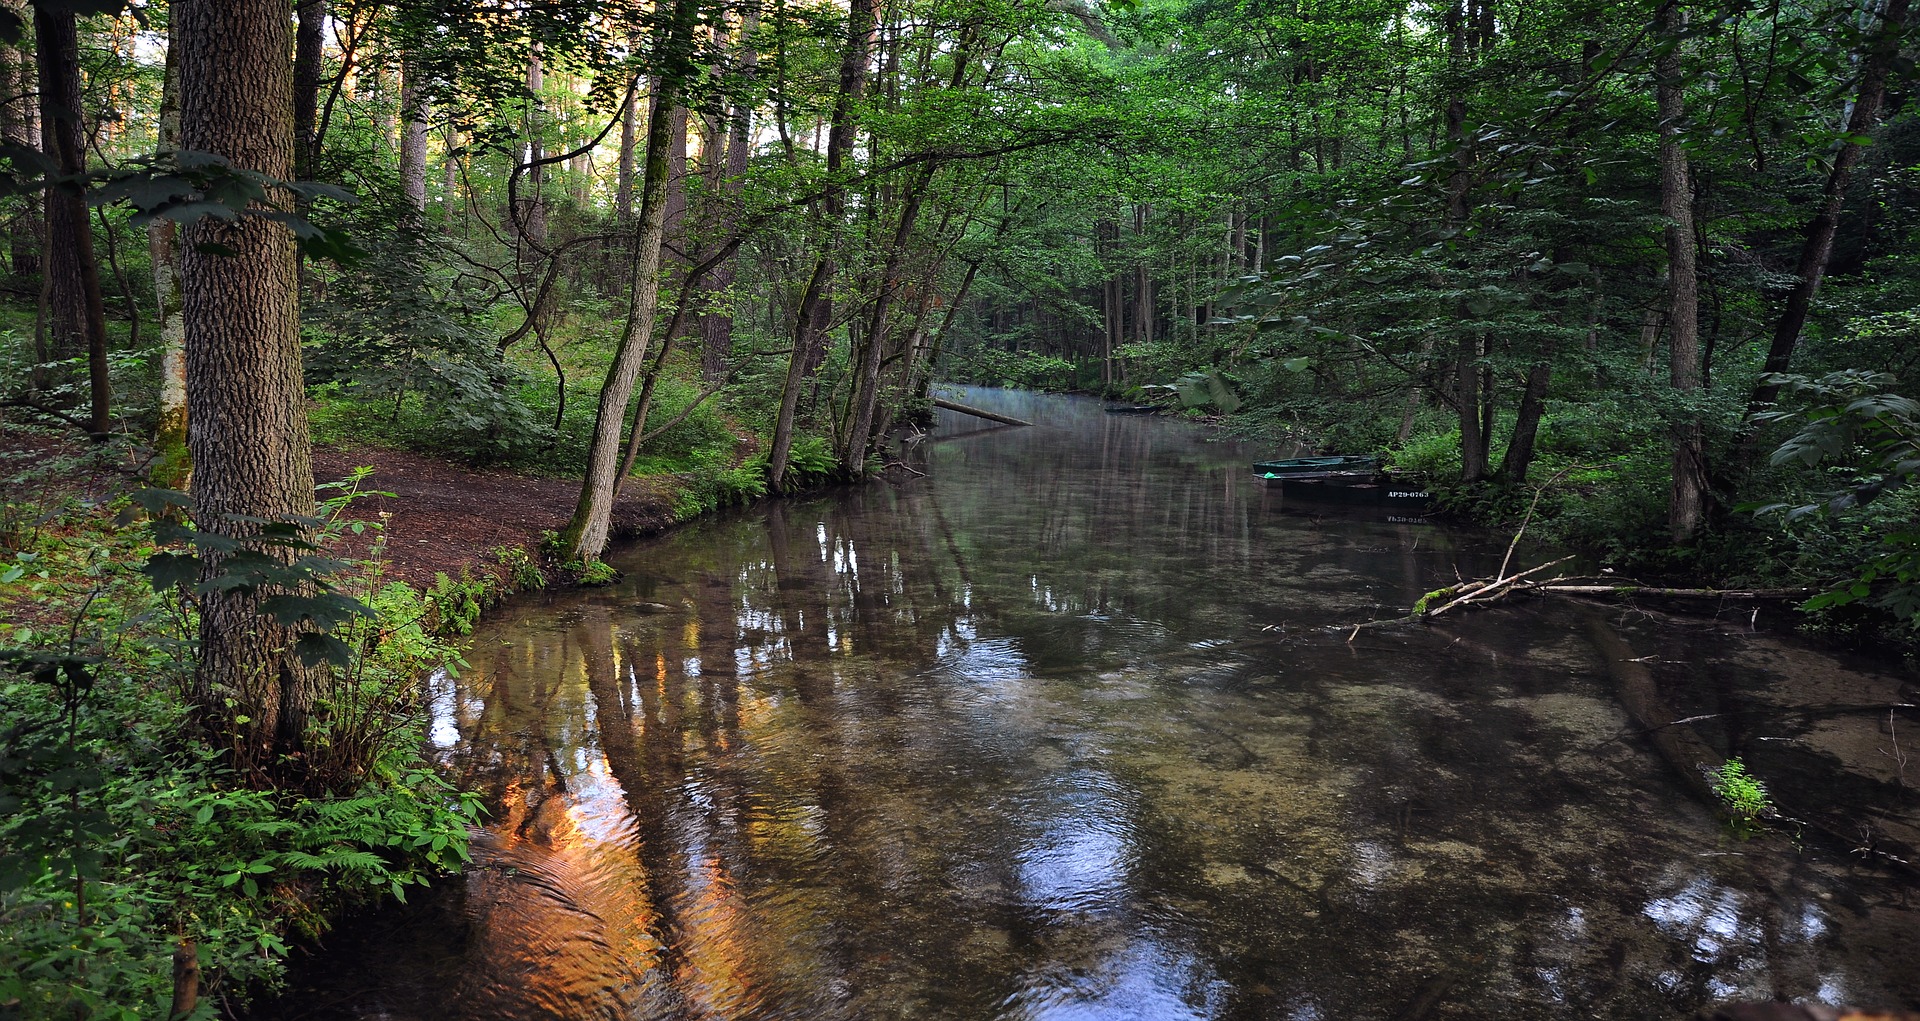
[277,389,1920,1020]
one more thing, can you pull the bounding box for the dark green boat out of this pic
[1252,454,1382,479]
[1252,455,1432,511]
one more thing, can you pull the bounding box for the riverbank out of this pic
[0,423,794,1018]
[310,444,687,590]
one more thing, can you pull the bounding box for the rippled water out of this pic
[278,389,1920,1020]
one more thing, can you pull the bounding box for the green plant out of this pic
[0,484,482,1018]
[1710,758,1774,824]
[492,544,546,592]
[573,559,618,585]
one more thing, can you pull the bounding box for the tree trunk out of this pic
[696,9,757,381]
[765,0,877,489]
[398,60,429,219]
[178,0,321,784]
[1443,0,1483,483]
[560,0,700,563]
[1498,344,1553,484]
[1,3,40,279]
[519,50,547,245]
[441,125,460,225]
[615,73,638,224]
[1745,0,1911,415]
[35,5,110,435]
[151,41,188,488]
[292,0,325,182]
[843,165,934,471]
[658,92,689,330]
[1656,4,1707,541]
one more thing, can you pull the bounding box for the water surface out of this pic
[286,389,1920,1020]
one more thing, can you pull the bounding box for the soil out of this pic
[311,445,681,588]
[1,427,687,593]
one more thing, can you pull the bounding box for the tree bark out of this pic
[178,0,321,784]
[292,0,325,182]
[1499,341,1553,485]
[151,41,188,488]
[398,60,429,219]
[1,2,40,279]
[1656,4,1708,541]
[843,164,934,471]
[518,50,548,245]
[561,0,700,563]
[696,9,758,381]
[441,125,460,225]
[1745,0,1911,417]
[1442,0,1485,484]
[35,5,110,436]
[765,0,877,489]
[614,73,638,224]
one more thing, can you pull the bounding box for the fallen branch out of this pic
[931,397,1033,427]
[1347,555,1577,630]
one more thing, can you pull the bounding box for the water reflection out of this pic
[278,390,1920,1021]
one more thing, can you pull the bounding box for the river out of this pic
[276,388,1920,1020]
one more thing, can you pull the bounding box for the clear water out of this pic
[278,389,1920,1020]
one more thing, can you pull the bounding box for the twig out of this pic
[1496,463,1594,581]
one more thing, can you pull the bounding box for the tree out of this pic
[33,3,109,435]
[1656,1,1707,541]
[150,36,187,488]
[176,0,322,781]
[559,0,704,563]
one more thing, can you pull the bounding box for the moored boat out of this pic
[1252,454,1381,478]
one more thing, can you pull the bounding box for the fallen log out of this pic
[931,397,1033,427]
[1534,584,1816,601]
[1587,614,1920,880]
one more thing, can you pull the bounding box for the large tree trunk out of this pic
[177,0,321,784]
[150,40,188,488]
[1,2,40,279]
[765,0,877,489]
[1656,4,1707,541]
[398,60,429,218]
[292,0,325,182]
[560,0,700,563]
[35,5,110,435]
[1745,0,1911,416]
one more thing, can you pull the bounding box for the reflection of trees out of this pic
[313,395,1908,1020]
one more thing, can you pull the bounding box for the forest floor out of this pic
[1,427,697,603]
[311,444,681,588]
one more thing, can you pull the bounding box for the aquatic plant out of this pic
[1711,758,1773,823]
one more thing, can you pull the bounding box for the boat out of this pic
[1251,454,1433,511]
[1104,404,1162,414]
[1252,454,1382,478]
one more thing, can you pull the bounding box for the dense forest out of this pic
[1,0,1917,1013]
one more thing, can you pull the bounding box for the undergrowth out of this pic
[0,463,483,1018]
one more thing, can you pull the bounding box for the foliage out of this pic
[0,483,481,1018]
[1709,758,1774,826]
[1750,372,1920,631]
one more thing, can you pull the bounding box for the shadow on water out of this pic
[269,389,1920,1020]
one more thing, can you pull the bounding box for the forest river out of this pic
[279,389,1920,1020]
